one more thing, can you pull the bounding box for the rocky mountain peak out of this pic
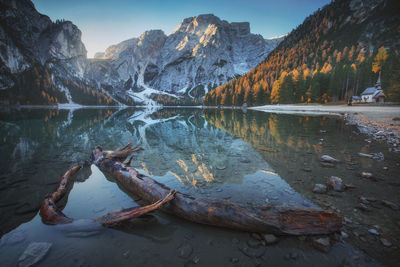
[175,14,224,34]
[137,29,166,46]
[47,21,87,60]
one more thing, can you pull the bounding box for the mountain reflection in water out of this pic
[1,107,390,267]
[0,107,318,237]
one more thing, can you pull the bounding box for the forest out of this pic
[204,0,400,106]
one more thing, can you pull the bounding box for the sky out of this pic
[33,0,331,58]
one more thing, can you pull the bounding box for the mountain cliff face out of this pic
[0,1,282,106]
[205,0,400,106]
[0,0,116,105]
[91,14,283,103]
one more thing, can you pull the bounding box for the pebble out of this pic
[320,162,335,168]
[341,231,349,239]
[178,243,193,259]
[122,250,130,258]
[320,155,340,163]
[312,184,327,194]
[359,197,370,205]
[250,233,262,241]
[18,242,52,267]
[372,152,384,161]
[327,176,344,192]
[381,200,399,210]
[344,184,356,189]
[312,237,330,252]
[263,234,278,245]
[344,217,353,224]
[192,255,200,264]
[356,203,372,212]
[360,172,373,179]
[368,229,379,236]
[380,238,392,247]
[358,153,373,158]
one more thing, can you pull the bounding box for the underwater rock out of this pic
[18,242,52,267]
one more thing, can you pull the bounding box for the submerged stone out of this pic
[327,176,344,192]
[312,237,330,252]
[178,243,193,259]
[263,234,278,245]
[312,184,327,194]
[18,242,52,267]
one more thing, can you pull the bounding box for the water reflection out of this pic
[203,109,361,184]
[0,107,314,237]
[1,107,390,267]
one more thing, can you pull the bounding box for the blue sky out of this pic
[33,0,331,58]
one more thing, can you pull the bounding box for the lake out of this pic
[1,107,399,266]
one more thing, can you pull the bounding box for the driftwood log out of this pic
[91,143,343,235]
[40,165,176,226]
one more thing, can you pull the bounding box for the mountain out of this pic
[91,14,283,105]
[0,1,282,106]
[0,0,117,106]
[204,0,400,106]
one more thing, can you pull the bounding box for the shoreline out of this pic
[251,104,400,152]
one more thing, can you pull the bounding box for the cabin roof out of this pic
[361,87,377,95]
[372,90,385,99]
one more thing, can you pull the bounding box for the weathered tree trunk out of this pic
[40,164,175,226]
[92,143,343,235]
